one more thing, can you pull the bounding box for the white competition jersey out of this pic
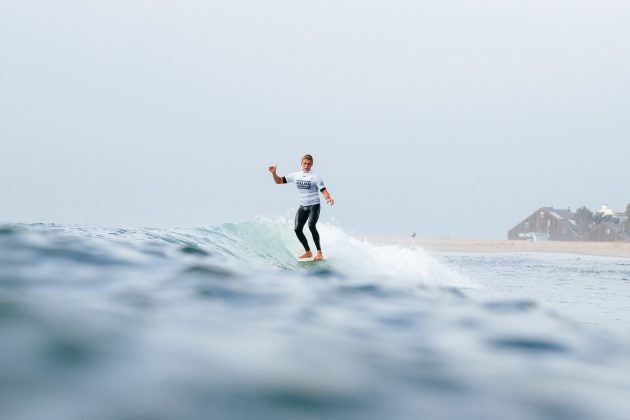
[285,171,326,206]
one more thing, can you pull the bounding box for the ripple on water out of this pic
[305,266,343,279]
[179,244,213,256]
[487,336,569,354]
[183,264,236,279]
[336,284,398,299]
[0,225,16,235]
[483,299,537,313]
[1,300,114,373]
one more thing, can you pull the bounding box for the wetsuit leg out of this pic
[307,204,321,251]
[294,206,310,251]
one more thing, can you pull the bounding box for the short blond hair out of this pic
[301,154,313,163]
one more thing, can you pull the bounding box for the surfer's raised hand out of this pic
[269,164,284,184]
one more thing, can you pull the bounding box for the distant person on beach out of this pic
[268,154,334,261]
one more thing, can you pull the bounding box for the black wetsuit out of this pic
[294,204,321,251]
[282,172,326,252]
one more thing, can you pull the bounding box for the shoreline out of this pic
[368,238,630,259]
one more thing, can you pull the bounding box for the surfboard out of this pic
[296,256,326,262]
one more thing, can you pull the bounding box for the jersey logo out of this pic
[296,180,311,189]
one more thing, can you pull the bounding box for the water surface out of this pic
[1,221,629,420]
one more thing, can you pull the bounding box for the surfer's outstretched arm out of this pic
[268,164,284,184]
[321,188,334,205]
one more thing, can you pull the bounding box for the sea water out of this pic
[1,220,629,420]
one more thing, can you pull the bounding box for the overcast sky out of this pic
[1,0,629,239]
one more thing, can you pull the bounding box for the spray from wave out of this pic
[151,217,475,288]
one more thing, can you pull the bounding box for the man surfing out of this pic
[268,154,334,261]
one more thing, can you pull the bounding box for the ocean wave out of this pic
[0,218,475,289]
[2,220,630,420]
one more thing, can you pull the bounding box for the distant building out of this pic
[509,205,630,242]
[595,204,626,221]
[586,221,630,242]
[595,204,616,217]
[508,207,583,241]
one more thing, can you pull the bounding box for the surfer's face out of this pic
[301,159,313,172]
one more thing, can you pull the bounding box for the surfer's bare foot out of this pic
[314,252,323,261]
[299,251,313,259]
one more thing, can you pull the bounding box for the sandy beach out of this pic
[370,237,630,258]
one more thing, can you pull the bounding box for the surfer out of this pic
[268,154,334,261]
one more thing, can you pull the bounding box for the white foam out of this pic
[255,216,478,289]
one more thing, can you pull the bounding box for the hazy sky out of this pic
[2,0,629,239]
